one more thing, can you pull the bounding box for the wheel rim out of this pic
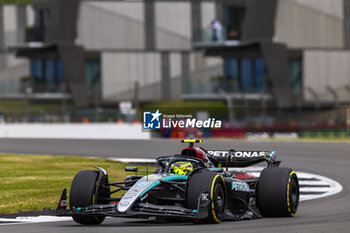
[290,178,299,210]
[214,183,225,217]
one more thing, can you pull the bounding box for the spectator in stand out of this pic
[211,19,223,41]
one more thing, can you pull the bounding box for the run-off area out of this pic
[0,165,342,226]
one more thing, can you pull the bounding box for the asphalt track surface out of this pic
[0,138,349,233]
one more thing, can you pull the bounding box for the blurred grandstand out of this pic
[0,0,349,139]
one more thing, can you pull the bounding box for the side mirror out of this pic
[125,167,139,172]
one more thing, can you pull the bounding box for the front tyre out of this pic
[257,167,299,217]
[187,170,226,223]
[69,170,105,225]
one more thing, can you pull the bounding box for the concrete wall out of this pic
[155,2,191,50]
[79,1,223,103]
[101,49,223,102]
[102,52,162,101]
[78,1,145,50]
[201,1,216,29]
[26,4,34,26]
[170,53,182,79]
[275,0,344,48]
[78,1,198,51]
[0,123,150,139]
[0,4,33,83]
[303,50,350,103]
[0,55,29,81]
[3,4,34,47]
[3,5,16,33]
[290,0,343,19]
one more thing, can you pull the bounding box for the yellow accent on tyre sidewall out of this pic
[210,174,225,223]
[287,171,296,216]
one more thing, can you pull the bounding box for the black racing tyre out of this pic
[257,167,299,217]
[69,170,105,225]
[187,170,226,224]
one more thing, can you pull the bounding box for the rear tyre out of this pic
[187,170,226,224]
[69,170,105,225]
[257,167,299,217]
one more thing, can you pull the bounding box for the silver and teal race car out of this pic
[56,139,299,224]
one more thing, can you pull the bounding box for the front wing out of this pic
[56,189,211,220]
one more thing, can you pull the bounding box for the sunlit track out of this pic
[0,139,349,233]
[0,161,341,226]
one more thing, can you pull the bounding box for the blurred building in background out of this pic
[0,0,349,111]
[194,0,349,109]
[0,2,35,101]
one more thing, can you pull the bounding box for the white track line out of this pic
[1,159,342,226]
[0,216,72,226]
[110,158,156,163]
[300,187,330,192]
[299,180,329,185]
[297,172,342,201]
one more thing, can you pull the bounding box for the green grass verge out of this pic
[0,100,72,116]
[0,154,150,214]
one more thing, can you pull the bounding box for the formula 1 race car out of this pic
[56,139,299,224]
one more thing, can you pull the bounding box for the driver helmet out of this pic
[171,161,193,175]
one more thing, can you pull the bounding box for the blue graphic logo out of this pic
[143,109,162,129]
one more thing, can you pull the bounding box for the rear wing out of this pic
[204,149,280,168]
[180,139,280,168]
